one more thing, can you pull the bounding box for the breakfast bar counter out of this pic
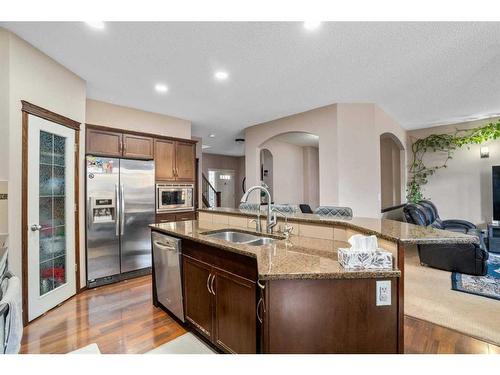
[198,207,479,245]
[150,220,401,280]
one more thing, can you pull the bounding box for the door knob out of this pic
[31,224,42,231]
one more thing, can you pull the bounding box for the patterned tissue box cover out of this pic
[337,248,393,270]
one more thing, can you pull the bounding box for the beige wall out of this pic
[380,135,403,209]
[202,153,245,206]
[303,146,320,210]
[0,31,9,182]
[245,104,338,206]
[245,103,407,217]
[408,117,500,224]
[259,138,306,205]
[1,29,87,288]
[86,98,191,140]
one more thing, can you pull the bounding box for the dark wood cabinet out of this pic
[85,125,196,175]
[182,242,258,354]
[86,125,154,159]
[155,140,195,182]
[214,268,257,354]
[175,141,196,181]
[86,128,122,157]
[153,234,399,354]
[156,211,196,223]
[183,256,214,340]
[123,134,154,159]
[154,139,176,180]
[261,278,398,353]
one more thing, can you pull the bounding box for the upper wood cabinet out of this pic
[154,139,176,180]
[86,126,153,159]
[122,134,154,159]
[155,140,195,182]
[86,128,123,157]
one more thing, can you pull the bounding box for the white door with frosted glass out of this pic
[27,115,76,321]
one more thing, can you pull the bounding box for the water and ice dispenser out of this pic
[89,196,116,224]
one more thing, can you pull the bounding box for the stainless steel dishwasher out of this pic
[152,231,185,322]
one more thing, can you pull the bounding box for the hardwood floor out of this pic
[20,275,500,354]
[20,276,186,354]
[404,316,500,354]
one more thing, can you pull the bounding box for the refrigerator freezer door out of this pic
[120,159,155,273]
[86,156,121,281]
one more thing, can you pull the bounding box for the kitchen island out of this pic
[150,210,476,354]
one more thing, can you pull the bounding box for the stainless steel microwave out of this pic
[156,183,194,213]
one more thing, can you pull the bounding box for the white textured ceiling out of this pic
[3,22,500,155]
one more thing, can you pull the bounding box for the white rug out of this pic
[405,245,500,345]
[146,333,216,354]
[68,343,101,354]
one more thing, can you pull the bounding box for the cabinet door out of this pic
[156,213,177,223]
[176,211,196,221]
[155,139,176,181]
[213,269,257,353]
[183,256,214,340]
[86,128,122,157]
[123,134,153,159]
[175,141,195,182]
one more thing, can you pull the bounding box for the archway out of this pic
[259,149,273,204]
[380,132,405,210]
[258,131,319,209]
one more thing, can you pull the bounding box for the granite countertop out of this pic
[199,207,479,245]
[150,220,401,281]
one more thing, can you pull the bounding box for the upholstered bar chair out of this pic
[314,206,353,219]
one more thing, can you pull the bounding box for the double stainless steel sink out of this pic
[203,230,275,246]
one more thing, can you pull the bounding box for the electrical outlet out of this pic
[376,280,391,306]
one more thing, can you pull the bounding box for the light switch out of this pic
[376,280,391,306]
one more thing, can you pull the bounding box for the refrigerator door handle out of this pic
[115,183,120,236]
[87,197,92,230]
[120,183,125,235]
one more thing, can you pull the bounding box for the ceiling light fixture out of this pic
[303,21,322,31]
[209,134,216,138]
[154,83,168,94]
[85,21,106,30]
[214,71,229,81]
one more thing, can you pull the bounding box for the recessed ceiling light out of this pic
[85,21,106,30]
[209,134,216,138]
[303,21,322,31]
[154,83,168,94]
[214,71,229,81]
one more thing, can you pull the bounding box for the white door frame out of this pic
[21,101,81,324]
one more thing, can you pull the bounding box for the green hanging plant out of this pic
[407,119,500,203]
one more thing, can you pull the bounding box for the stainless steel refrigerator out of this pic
[86,156,155,287]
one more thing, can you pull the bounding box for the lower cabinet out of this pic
[213,268,257,353]
[156,211,196,223]
[183,256,214,339]
[183,254,257,353]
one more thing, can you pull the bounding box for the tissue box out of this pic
[337,248,393,270]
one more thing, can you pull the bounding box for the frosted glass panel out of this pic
[38,130,67,296]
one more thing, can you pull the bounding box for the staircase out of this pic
[202,173,221,208]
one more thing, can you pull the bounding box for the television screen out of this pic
[493,166,500,221]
